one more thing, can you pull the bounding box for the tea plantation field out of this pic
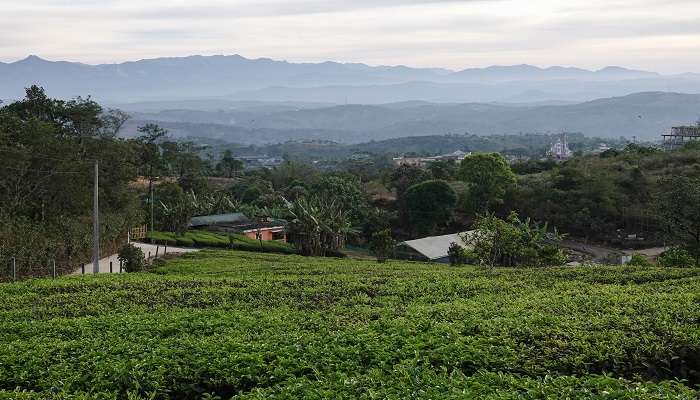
[1,250,699,399]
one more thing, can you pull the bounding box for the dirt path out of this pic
[561,239,668,262]
[74,242,198,274]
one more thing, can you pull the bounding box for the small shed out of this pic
[395,231,473,263]
[189,213,287,242]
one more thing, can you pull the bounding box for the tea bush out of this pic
[0,250,698,399]
[145,230,296,254]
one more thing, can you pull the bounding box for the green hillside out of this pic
[1,251,699,399]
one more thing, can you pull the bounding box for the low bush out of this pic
[117,244,145,273]
[658,247,696,268]
[369,229,395,263]
[145,230,297,255]
[628,254,653,267]
[175,237,195,247]
[146,231,177,246]
[0,251,698,398]
[447,241,468,266]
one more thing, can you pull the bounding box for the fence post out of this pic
[81,263,85,274]
[156,245,160,258]
[119,259,123,273]
[52,260,56,278]
[164,242,167,255]
[110,261,113,274]
[12,257,16,281]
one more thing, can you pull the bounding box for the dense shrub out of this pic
[447,241,468,266]
[658,247,696,268]
[627,254,653,267]
[117,244,145,273]
[465,212,566,267]
[369,229,395,263]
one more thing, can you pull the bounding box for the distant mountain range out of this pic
[2,54,699,103]
[120,92,700,143]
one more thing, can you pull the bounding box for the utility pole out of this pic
[93,160,100,274]
[150,184,154,235]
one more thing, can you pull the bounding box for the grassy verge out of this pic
[0,251,698,398]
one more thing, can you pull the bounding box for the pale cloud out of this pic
[0,0,699,73]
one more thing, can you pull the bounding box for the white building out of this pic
[548,134,573,160]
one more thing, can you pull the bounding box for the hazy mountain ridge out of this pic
[225,78,700,104]
[122,92,700,143]
[2,54,695,103]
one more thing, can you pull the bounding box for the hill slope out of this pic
[123,92,700,142]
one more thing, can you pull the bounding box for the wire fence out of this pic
[0,240,174,282]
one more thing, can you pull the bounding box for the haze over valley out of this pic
[3,54,699,143]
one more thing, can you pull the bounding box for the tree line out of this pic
[3,87,699,276]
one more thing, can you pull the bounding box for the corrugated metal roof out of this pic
[189,213,250,227]
[400,231,473,260]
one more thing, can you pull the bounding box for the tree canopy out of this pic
[403,179,458,236]
[458,152,516,214]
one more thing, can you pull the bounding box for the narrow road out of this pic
[74,242,198,274]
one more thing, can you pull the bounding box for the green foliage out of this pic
[510,158,558,175]
[403,179,458,236]
[658,247,696,268]
[466,212,566,267]
[360,207,392,243]
[387,163,432,197]
[285,197,352,256]
[161,140,210,177]
[427,160,458,180]
[157,190,238,234]
[145,230,296,254]
[117,244,145,273]
[0,86,142,278]
[136,124,168,186]
[656,176,700,261]
[215,150,244,178]
[369,229,395,262]
[627,254,653,267]
[268,160,320,190]
[458,152,517,213]
[513,144,700,244]
[311,175,368,224]
[447,241,469,266]
[0,251,698,398]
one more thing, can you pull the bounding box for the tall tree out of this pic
[136,124,168,232]
[403,180,458,236]
[0,87,141,277]
[387,164,432,198]
[217,150,244,178]
[657,176,700,261]
[311,175,368,224]
[137,124,168,184]
[458,153,516,214]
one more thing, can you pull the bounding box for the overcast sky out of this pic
[1,0,699,73]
